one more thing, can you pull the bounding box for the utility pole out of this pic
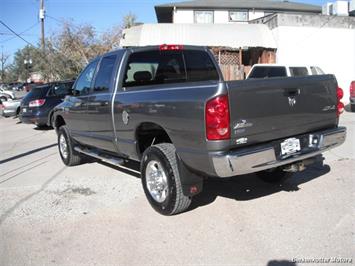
[1,45,4,82]
[40,0,45,51]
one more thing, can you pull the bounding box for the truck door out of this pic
[86,53,121,153]
[66,60,98,145]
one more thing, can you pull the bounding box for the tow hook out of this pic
[282,156,323,173]
[283,162,306,173]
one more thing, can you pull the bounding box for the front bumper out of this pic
[211,127,346,177]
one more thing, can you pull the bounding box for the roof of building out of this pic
[155,0,322,22]
[120,23,277,49]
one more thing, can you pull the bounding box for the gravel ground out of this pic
[0,112,354,266]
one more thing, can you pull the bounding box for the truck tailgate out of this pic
[226,75,338,148]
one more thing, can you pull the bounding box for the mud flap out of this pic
[176,154,204,197]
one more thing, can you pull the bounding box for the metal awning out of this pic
[120,23,277,49]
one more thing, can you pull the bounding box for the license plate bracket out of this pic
[281,137,301,155]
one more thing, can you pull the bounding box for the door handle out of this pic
[285,88,300,97]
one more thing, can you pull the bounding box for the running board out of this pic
[74,146,124,166]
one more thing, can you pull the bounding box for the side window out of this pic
[123,51,185,88]
[315,67,324,74]
[310,66,318,75]
[184,50,219,82]
[93,55,117,93]
[73,61,98,96]
[52,82,73,96]
[289,67,309,77]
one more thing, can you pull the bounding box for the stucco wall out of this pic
[272,26,355,103]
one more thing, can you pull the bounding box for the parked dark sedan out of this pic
[20,81,74,127]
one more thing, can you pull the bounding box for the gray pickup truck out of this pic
[53,45,346,215]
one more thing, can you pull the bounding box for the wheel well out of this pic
[55,115,66,129]
[136,123,172,156]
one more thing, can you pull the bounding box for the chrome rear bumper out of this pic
[212,127,346,177]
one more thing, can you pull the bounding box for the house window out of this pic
[194,11,214,23]
[229,10,249,22]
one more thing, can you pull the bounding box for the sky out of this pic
[0,0,332,63]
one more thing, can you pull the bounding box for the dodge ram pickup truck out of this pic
[53,45,346,215]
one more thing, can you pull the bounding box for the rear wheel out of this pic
[58,125,83,166]
[256,167,292,183]
[141,143,191,215]
[351,104,355,112]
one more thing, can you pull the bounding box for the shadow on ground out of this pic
[92,155,330,211]
[267,260,297,266]
[33,125,53,131]
[189,162,330,211]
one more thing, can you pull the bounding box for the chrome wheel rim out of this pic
[145,160,169,203]
[59,134,68,159]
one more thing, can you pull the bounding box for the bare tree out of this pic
[123,12,137,29]
[6,12,137,81]
[0,51,10,82]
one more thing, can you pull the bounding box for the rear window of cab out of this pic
[123,50,219,88]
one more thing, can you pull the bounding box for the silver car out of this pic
[1,99,21,117]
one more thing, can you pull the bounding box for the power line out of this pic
[0,21,38,46]
[0,32,37,36]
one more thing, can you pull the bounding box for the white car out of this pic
[246,64,325,79]
[0,87,16,102]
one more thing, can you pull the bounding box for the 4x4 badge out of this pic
[288,97,296,107]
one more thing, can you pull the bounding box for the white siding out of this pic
[273,26,355,103]
[173,10,194,23]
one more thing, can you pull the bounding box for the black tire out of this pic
[256,167,292,183]
[48,113,54,128]
[141,143,191,215]
[351,104,355,112]
[0,96,7,103]
[58,125,83,166]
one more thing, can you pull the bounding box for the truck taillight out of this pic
[159,44,183,51]
[205,95,230,140]
[336,87,344,117]
[29,99,46,107]
[350,81,355,97]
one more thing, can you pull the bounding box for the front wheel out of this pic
[141,143,191,215]
[58,125,83,166]
[256,167,292,183]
